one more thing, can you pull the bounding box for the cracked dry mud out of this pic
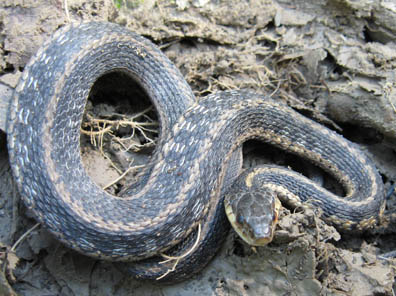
[0,0,396,295]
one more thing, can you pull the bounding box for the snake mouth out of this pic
[225,206,276,246]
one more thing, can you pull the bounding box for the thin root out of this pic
[102,165,145,190]
[81,107,158,154]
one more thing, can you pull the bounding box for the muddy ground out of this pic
[1,0,396,295]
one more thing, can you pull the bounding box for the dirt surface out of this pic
[1,0,396,295]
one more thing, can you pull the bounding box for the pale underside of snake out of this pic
[7,22,385,282]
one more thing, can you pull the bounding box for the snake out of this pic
[6,22,385,283]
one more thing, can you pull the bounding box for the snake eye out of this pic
[236,214,245,225]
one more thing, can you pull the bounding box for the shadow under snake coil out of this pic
[7,22,385,283]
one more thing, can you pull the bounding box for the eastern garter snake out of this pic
[7,22,385,282]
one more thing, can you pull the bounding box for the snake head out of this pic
[225,188,281,246]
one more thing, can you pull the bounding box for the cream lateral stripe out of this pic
[248,166,378,206]
[276,103,379,199]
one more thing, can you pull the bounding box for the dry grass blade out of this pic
[156,223,202,280]
[384,82,396,114]
[0,223,40,282]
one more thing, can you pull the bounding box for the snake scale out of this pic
[7,22,385,282]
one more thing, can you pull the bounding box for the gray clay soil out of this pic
[1,1,396,295]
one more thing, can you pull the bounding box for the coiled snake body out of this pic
[7,22,385,282]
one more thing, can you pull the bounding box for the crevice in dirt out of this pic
[322,50,345,76]
[337,122,384,145]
